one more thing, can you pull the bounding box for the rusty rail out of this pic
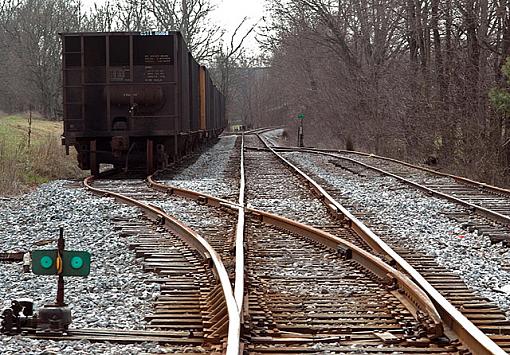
[234,135,245,310]
[305,147,510,198]
[283,147,510,227]
[241,126,284,135]
[147,154,246,316]
[83,176,240,354]
[255,133,506,355]
[147,178,449,339]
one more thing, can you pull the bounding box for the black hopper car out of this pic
[60,31,226,174]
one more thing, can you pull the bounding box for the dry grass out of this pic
[0,114,85,195]
[0,141,24,194]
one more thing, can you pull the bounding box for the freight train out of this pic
[60,31,226,175]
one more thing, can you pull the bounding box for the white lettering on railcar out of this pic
[144,54,171,64]
[140,31,169,36]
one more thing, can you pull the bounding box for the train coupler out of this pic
[112,136,130,159]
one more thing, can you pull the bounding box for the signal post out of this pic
[1,227,91,335]
[297,113,304,147]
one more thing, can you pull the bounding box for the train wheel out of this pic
[156,144,168,170]
[90,162,99,176]
[90,140,99,176]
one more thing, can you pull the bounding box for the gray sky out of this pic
[82,0,265,53]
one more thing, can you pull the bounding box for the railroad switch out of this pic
[0,227,91,335]
[0,300,73,335]
[0,299,36,335]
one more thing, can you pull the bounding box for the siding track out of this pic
[278,146,510,244]
[251,131,508,354]
[148,133,506,354]
[82,175,240,353]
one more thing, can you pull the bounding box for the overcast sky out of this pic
[82,0,265,53]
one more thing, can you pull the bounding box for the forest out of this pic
[0,0,509,186]
[250,0,510,186]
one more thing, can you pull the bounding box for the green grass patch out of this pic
[0,114,85,195]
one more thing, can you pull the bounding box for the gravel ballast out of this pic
[0,337,168,355]
[283,150,510,318]
[7,129,509,354]
[0,181,162,354]
[0,135,239,354]
[159,136,238,200]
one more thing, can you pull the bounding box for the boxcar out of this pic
[61,31,225,174]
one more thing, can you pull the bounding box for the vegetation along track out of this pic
[280,146,510,245]
[246,131,508,353]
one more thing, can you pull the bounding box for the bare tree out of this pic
[259,0,510,185]
[150,0,222,62]
[86,1,118,31]
[0,0,84,118]
[117,0,153,31]
[204,15,260,133]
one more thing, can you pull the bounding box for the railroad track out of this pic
[148,136,462,353]
[273,145,510,245]
[49,175,240,353]
[243,219,452,353]
[13,132,507,353]
[245,131,509,353]
[155,136,241,203]
[149,134,507,353]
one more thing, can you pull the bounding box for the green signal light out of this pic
[32,250,90,276]
[64,251,91,276]
[40,255,53,269]
[70,256,84,269]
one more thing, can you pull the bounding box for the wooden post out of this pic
[298,119,304,147]
[27,106,32,147]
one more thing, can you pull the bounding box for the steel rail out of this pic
[234,134,245,310]
[280,147,510,227]
[147,177,447,339]
[256,133,506,355]
[30,328,203,344]
[336,149,510,197]
[83,176,241,355]
[246,208,445,337]
[274,146,510,198]
[241,126,284,135]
